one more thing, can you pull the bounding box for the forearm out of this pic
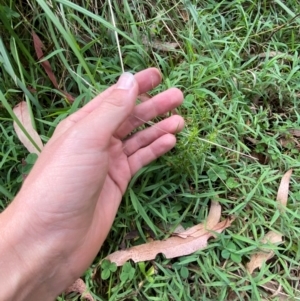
[0,199,72,301]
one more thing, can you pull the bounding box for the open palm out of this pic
[11,68,184,291]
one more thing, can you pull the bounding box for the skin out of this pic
[0,68,184,300]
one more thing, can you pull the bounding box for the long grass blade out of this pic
[108,0,125,73]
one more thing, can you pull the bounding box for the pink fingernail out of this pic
[116,72,135,90]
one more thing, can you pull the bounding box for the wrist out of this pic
[0,199,74,301]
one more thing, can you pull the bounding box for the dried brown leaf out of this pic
[174,201,221,238]
[289,129,300,137]
[32,31,59,88]
[279,137,295,148]
[178,8,189,21]
[106,202,232,266]
[65,278,94,301]
[258,51,294,61]
[13,101,44,154]
[32,31,75,102]
[246,231,283,274]
[276,169,293,210]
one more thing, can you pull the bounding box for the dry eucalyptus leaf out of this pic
[65,278,94,301]
[13,101,44,154]
[179,8,189,21]
[106,202,232,266]
[106,219,232,266]
[32,31,75,102]
[257,51,294,61]
[174,201,221,238]
[246,231,283,274]
[246,170,292,274]
[279,137,295,148]
[289,129,300,137]
[276,169,293,210]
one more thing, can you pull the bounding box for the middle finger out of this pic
[116,87,183,139]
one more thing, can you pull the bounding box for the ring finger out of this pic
[123,115,184,156]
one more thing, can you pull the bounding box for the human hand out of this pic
[0,68,184,300]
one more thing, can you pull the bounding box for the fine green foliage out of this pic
[1,0,300,300]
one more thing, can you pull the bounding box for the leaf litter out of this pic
[65,278,94,301]
[247,169,292,274]
[106,201,233,266]
[276,169,293,210]
[13,101,44,154]
[246,170,293,300]
[106,169,292,270]
[32,31,75,102]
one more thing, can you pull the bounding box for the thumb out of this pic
[69,72,138,149]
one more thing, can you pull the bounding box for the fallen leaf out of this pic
[246,170,293,275]
[174,201,221,238]
[257,51,294,61]
[178,7,189,21]
[32,31,75,102]
[106,202,233,266]
[279,137,295,148]
[65,278,94,301]
[289,129,300,137]
[13,101,44,154]
[246,231,283,274]
[250,151,269,165]
[32,31,59,88]
[276,169,293,210]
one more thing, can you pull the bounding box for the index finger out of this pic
[72,68,162,121]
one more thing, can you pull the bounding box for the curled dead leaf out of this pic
[13,101,44,154]
[246,170,292,276]
[65,278,94,301]
[257,51,294,61]
[106,202,233,266]
[246,231,283,274]
[32,31,75,102]
[276,169,293,211]
[106,219,232,266]
[174,201,221,238]
[289,129,300,137]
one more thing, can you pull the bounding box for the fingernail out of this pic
[116,72,135,90]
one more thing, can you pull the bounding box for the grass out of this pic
[1,0,300,300]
